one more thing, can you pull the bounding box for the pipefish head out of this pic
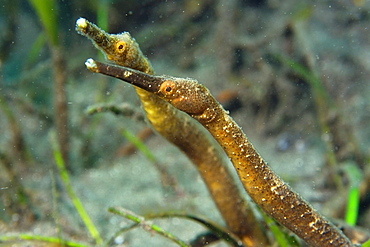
[85,59,218,122]
[76,18,139,67]
[156,78,213,117]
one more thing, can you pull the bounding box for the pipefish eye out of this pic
[160,80,176,95]
[116,41,126,52]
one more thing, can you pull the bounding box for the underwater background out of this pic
[1,0,370,246]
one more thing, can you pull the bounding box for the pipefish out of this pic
[76,18,267,246]
[84,59,354,247]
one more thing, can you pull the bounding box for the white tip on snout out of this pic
[85,58,97,71]
[76,17,88,29]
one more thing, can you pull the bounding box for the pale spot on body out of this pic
[124,70,132,77]
[76,17,88,29]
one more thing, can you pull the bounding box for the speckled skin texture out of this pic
[77,18,267,246]
[154,78,354,247]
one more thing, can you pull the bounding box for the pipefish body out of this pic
[84,59,354,247]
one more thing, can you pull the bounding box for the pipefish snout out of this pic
[85,58,354,247]
[86,59,214,119]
